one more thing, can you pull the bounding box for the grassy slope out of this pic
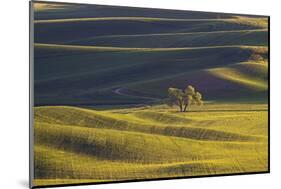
[34,17,267,44]
[34,2,238,20]
[64,29,268,47]
[128,61,268,100]
[34,104,268,186]
[34,44,268,104]
[33,13,268,105]
[33,2,269,187]
[34,2,268,106]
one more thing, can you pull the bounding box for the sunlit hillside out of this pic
[32,1,269,187]
[34,104,268,186]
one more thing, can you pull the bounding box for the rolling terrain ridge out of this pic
[34,105,268,185]
[32,2,269,187]
[34,5,268,105]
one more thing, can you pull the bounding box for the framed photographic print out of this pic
[29,0,269,188]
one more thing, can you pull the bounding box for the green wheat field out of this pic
[32,1,269,187]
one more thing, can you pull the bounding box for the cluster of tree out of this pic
[167,85,203,112]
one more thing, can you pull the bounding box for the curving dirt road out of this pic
[112,87,161,102]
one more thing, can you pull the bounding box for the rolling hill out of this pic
[32,2,269,187]
[34,43,268,105]
[34,104,268,186]
[33,3,268,106]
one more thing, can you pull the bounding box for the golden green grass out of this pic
[32,3,268,187]
[229,16,268,28]
[208,62,268,90]
[35,43,267,52]
[34,16,268,30]
[34,17,237,24]
[34,103,268,186]
[125,60,267,98]
[82,29,267,38]
[33,3,70,11]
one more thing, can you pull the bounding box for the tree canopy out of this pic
[167,85,203,112]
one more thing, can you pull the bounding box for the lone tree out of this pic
[167,85,203,112]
